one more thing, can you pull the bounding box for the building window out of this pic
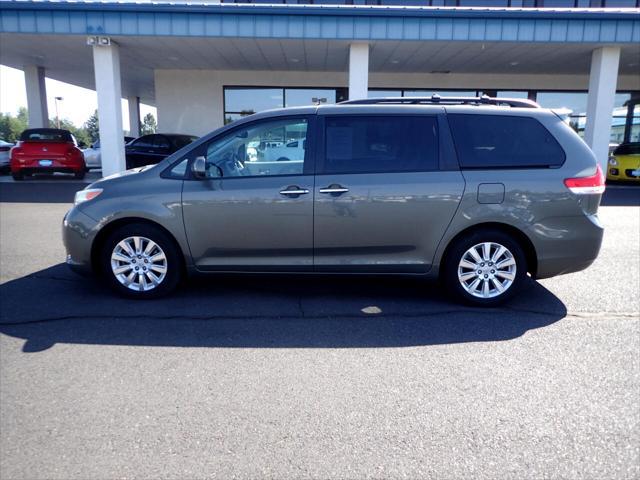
[223,87,345,124]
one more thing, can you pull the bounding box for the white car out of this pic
[0,139,14,173]
[262,138,305,162]
[83,136,135,170]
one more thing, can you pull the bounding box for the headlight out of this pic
[608,157,618,166]
[74,188,103,205]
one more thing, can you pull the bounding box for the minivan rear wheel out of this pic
[443,229,527,306]
[100,223,182,299]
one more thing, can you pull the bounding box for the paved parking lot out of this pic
[0,179,638,479]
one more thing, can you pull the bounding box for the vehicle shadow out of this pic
[601,184,640,206]
[0,264,567,352]
[0,181,88,203]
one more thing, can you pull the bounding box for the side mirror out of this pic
[192,156,207,178]
[192,156,223,179]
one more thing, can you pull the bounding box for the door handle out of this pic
[279,186,310,196]
[319,185,349,195]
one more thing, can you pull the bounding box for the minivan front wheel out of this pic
[100,224,182,298]
[444,229,527,306]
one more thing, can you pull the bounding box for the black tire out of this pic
[443,228,527,307]
[11,171,23,181]
[100,223,183,299]
[74,170,86,180]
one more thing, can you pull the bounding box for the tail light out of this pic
[10,146,23,159]
[564,165,605,195]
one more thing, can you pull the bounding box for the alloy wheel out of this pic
[457,242,516,299]
[110,236,168,292]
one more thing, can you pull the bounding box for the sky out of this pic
[0,65,156,132]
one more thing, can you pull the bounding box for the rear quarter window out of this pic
[448,114,565,169]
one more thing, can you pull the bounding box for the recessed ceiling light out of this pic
[167,56,179,61]
[509,61,519,66]
[290,58,300,63]
[390,59,400,64]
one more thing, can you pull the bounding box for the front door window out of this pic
[205,118,308,178]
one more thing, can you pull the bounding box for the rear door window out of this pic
[321,115,438,174]
[447,114,565,169]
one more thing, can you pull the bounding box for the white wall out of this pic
[155,69,640,136]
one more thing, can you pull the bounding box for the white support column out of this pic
[127,96,141,138]
[92,38,125,176]
[23,65,49,128]
[584,47,621,171]
[348,43,369,101]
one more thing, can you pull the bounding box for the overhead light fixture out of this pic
[430,70,451,74]
[390,59,400,64]
[87,36,112,46]
[290,58,300,63]
[168,56,179,61]
[510,61,519,66]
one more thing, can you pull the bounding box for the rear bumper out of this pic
[12,167,84,175]
[527,214,604,279]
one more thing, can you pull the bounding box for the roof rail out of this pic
[340,94,540,109]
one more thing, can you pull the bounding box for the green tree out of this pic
[50,117,91,147]
[140,113,157,135]
[83,110,100,143]
[0,107,29,143]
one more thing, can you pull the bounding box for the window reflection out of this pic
[368,89,403,98]
[285,89,337,107]
[225,88,283,116]
[404,90,478,97]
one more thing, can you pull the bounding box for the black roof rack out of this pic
[340,94,539,109]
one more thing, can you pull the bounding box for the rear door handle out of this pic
[319,185,349,195]
[279,186,310,196]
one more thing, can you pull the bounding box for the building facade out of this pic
[1,0,639,176]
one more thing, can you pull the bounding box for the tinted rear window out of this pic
[448,114,565,169]
[20,129,73,143]
[322,116,438,174]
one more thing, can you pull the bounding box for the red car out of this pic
[10,128,86,181]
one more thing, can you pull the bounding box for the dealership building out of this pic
[1,0,639,176]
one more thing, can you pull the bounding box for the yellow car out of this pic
[607,143,640,182]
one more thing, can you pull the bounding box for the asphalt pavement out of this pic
[0,179,638,479]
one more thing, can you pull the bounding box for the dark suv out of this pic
[63,96,605,306]
[125,133,198,169]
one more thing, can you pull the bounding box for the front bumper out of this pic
[607,156,640,182]
[62,207,99,276]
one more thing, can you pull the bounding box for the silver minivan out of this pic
[63,96,605,306]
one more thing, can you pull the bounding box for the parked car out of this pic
[0,139,14,173]
[125,133,197,169]
[10,128,86,180]
[83,137,135,170]
[262,138,306,162]
[63,96,605,306]
[607,142,640,182]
